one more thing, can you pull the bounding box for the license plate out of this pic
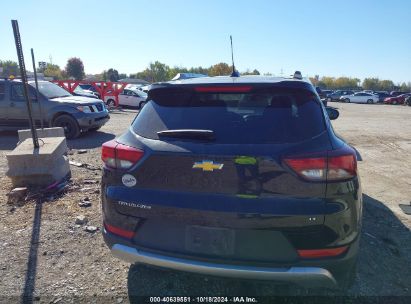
[185,226,235,256]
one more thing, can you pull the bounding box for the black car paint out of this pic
[101,78,362,286]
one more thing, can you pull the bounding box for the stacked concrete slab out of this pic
[6,128,71,187]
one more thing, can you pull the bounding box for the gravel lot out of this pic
[0,104,410,303]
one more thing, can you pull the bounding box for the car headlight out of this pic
[77,106,92,113]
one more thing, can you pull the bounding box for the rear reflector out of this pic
[194,86,252,93]
[284,146,357,182]
[102,140,144,169]
[297,246,348,259]
[104,223,135,239]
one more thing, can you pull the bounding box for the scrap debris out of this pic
[6,187,28,204]
[69,161,101,171]
[6,177,71,205]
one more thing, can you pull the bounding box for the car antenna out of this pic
[230,35,240,77]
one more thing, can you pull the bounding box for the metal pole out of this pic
[11,20,39,148]
[31,48,44,129]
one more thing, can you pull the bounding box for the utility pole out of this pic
[11,20,39,148]
[31,48,44,129]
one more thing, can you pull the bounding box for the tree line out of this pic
[310,76,410,92]
[1,59,409,91]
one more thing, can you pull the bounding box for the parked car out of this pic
[104,88,147,109]
[315,87,328,106]
[340,92,379,104]
[405,96,411,106]
[78,84,101,98]
[138,85,150,93]
[0,80,109,139]
[101,75,362,290]
[384,93,411,105]
[72,86,99,99]
[322,89,334,97]
[172,73,208,80]
[327,90,354,102]
[389,91,408,97]
[374,91,390,102]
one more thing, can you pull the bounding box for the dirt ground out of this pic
[0,104,410,303]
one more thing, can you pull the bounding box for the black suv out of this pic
[101,75,362,290]
[0,79,109,138]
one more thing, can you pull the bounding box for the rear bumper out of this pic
[111,243,337,289]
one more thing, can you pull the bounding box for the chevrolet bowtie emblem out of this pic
[193,160,224,172]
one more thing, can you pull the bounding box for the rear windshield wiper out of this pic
[157,129,215,141]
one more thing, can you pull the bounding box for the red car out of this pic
[384,94,411,105]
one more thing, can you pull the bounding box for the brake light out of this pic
[283,157,327,181]
[194,86,252,93]
[104,222,135,239]
[327,154,356,181]
[101,140,144,169]
[297,246,348,259]
[284,147,357,182]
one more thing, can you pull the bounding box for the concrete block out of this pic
[18,127,65,142]
[6,137,71,187]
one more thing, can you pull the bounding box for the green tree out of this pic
[189,66,209,75]
[65,57,85,80]
[167,66,189,80]
[362,78,381,90]
[399,82,410,92]
[133,61,170,82]
[242,69,260,75]
[379,80,395,91]
[208,62,232,76]
[148,61,170,82]
[0,60,19,77]
[43,64,63,80]
[106,68,119,82]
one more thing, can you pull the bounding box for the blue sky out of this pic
[1,0,410,83]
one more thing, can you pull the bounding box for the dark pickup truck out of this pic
[0,79,109,139]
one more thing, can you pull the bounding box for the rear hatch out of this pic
[106,82,334,262]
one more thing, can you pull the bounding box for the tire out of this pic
[393,100,397,105]
[53,114,80,139]
[327,97,332,103]
[345,98,351,103]
[139,100,146,109]
[367,99,373,104]
[106,99,115,108]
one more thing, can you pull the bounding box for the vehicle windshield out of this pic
[133,87,326,144]
[74,86,85,93]
[31,81,71,98]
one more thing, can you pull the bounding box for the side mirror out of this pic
[326,106,339,120]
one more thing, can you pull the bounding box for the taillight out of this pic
[327,154,356,181]
[284,146,357,182]
[283,157,327,181]
[297,246,348,259]
[101,140,144,169]
[104,222,135,239]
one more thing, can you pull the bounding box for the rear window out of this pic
[132,87,326,144]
